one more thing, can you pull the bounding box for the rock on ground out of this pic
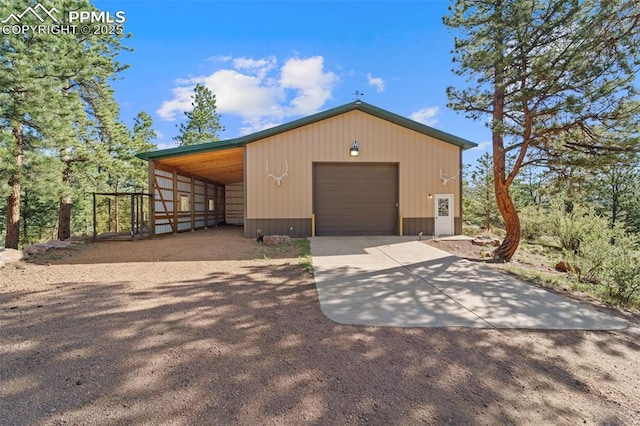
[23,240,78,256]
[263,235,292,246]
[0,248,26,266]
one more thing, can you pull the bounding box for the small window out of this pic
[208,198,215,211]
[438,198,450,217]
[179,195,190,212]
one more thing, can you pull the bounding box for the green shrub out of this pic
[548,201,603,253]
[602,233,640,304]
[462,223,483,237]
[519,205,547,240]
[554,205,640,305]
[566,224,611,284]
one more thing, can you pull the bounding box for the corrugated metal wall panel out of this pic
[151,165,225,234]
[225,182,244,225]
[155,169,172,178]
[246,110,461,227]
[313,163,398,235]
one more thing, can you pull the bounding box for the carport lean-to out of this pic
[137,101,477,238]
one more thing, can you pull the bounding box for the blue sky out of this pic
[94,0,491,165]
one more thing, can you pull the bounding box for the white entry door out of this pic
[434,194,454,236]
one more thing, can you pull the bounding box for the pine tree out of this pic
[174,84,225,146]
[467,153,500,231]
[128,111,158,189]
[0,0,130,246]
[0,0,63,248]
[444,0,640,260]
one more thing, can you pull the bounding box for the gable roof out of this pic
[137,101,477,161]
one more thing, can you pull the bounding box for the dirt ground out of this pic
[1,226,639,425]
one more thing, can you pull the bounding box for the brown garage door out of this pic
[313,163,398,236]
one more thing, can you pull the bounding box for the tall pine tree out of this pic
[174,84,225,146]
[0,0,130,247]
[444,0,640,260]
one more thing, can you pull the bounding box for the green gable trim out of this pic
[136,138,242,160]
[353,102,477,150]
[137,101,477,160]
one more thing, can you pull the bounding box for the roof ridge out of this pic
[137,101,477,160]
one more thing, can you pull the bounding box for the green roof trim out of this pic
[136,101,477,160]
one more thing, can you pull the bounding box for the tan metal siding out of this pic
[246,110,461,226]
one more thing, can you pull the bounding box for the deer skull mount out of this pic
[266,159,289,187]
[439,169,460,186]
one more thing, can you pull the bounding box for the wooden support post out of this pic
[311,213,315,237]
[190,176,195,231]
[221,185,225,224]
[130,194,135,240]
[92,193,97,241]
[136,194,141,234]
[204,183,209,229]
[214,185,219,226]
[172,170,178,234]
[148,160,156,237]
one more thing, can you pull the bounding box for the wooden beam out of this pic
[204,182,209,228]
[172,169,178,234]
[214,185,219,225]
[92,192,97,241]
[190,175,195,231]
[130,194,135,240]
[148,160,156,236]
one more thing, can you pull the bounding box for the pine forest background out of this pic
[0,0,156,246]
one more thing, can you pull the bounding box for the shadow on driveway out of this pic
[310,236,628,330]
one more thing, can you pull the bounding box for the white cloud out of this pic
[208,55,232,63]
[157,55,338,135]
[367,73,385,93]
[157,86,194,121]
[232,56,277,77]
[155,140,175,151]
[471,141,491,151]
[410,106,439,126]
[281,56,338,116]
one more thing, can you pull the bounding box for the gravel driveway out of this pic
[1,227,639,425]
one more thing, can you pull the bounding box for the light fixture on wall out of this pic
[428,193,433,199]
[349,140,360,157]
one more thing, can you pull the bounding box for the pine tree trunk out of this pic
[491,47,521,262]
[484,188,492,231]
[4,124,23,249]
[58,197,72,240]
[22,188,28,239]
[5,176,21,249]
[114,183,120,233]
[107,198,112,232]
[493,179,520,261]
[58,150,72,240]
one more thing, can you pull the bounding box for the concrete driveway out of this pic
[310,236,628,330]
